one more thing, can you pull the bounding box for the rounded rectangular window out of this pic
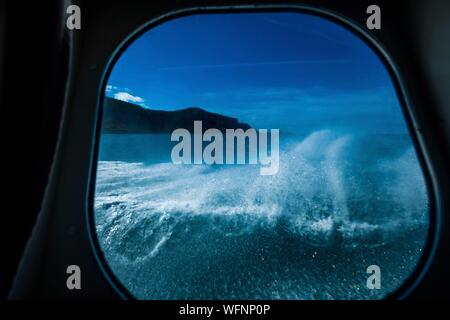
[92,10,430,299]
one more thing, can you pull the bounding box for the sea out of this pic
[94,130,429,299]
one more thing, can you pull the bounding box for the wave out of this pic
[94,130,428,266]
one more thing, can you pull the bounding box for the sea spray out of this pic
[94,130,428,299]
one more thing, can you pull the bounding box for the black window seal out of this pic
[86,3,441,300]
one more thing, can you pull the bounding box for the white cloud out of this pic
[114,91,145,104]
[106,85,119,93]
[106,85,149,108]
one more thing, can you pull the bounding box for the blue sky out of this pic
[106,12,407,134]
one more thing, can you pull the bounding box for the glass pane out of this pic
[94,12,429,299]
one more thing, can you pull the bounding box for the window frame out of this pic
[87,4,440,300]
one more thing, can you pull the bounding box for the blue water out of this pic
[94,130,429,299]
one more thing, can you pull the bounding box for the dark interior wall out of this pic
[1,0,449,299]
[414,0,450,142]
[1,0,69,298]
[396,1,450,298]
[0,1,4,103]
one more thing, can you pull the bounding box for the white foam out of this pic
[94,130,429,260]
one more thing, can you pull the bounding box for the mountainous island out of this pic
[102,97,251,133]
